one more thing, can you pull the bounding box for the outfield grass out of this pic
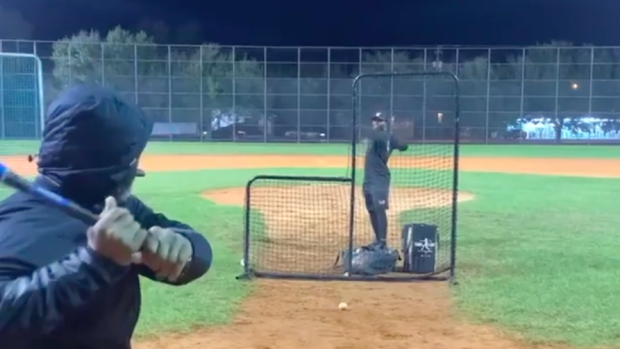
[0,140,618,158]
[454,173,620,347]
[0,159,616,347]
[132,170,620,347]
[134,170,620,347]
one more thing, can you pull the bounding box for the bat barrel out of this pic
[0,162,7,181]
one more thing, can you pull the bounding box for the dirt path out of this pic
[164,185,479,349]
[2,153,617,349]
[3,154,620,177]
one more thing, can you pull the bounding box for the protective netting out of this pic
[243,176,352,277]
[0,54,43,140]
[243,72,459,280]
[353,72,459,277]
[0,53,44,176]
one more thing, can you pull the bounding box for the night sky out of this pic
[2,0,617,46]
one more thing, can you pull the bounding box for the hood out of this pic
[37,84,153,207]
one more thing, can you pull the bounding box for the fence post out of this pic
[167,45,172,142]
[519,48,525,129]
[33,44,39,131]
[297,47,301,143]
[34,51,44,138]
[358,48,363,143]
[390,48,394,120]
[133,44,138,105]
[455,47,460,76]
[422,48,427,142]
[588,47,594,116]
[263,47,267,143]
[326,47,331,143]
[553,47,560,143]
[484,48,491,144]
[199,45,204,142]
[231,46,237,142]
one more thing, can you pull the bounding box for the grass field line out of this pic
[0,140,618,158]
[2,154,618,178]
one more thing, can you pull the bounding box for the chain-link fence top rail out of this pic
[2,38,620,142]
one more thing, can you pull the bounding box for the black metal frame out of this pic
[238,71,461,282]
[237,175,353,280]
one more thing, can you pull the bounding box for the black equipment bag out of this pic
[335,243,400,275]
[402,223,438,274]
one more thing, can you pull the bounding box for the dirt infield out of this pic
[183,186,477,349]
[3,154,620,177]
[2,154,617,349]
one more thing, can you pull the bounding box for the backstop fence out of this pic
[1,40,620,144]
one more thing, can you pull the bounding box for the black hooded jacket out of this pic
[0,85,213,349]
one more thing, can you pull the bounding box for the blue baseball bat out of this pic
[0,162,98,225]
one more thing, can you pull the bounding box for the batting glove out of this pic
[141,226,193,281]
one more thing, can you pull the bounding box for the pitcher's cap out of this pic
[371,112,387,122]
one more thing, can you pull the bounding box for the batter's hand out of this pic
[87,196,148,266]
[141,227,193,281]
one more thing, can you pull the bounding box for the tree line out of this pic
[45,27,620,130]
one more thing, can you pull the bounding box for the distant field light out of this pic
[571,83,579,89]
[437,112,443,123]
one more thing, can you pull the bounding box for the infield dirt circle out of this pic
[5,155,620,349]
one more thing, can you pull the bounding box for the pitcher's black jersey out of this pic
[363,130,408,185]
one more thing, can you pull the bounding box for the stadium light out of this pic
[571,83,579,89]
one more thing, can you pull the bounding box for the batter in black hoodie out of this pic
[0,85,212,349]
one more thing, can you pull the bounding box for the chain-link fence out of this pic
[1,40,620,143]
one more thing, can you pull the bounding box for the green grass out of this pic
[0,140,618,158]
[0,164,617,347]
[453,173,620,347]
[136,169,620,347]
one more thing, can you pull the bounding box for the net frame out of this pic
[0,53,45,140]
[347,71,461,281]
[239,175,352,280]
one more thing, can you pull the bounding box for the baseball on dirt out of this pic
[338,302,348,310]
